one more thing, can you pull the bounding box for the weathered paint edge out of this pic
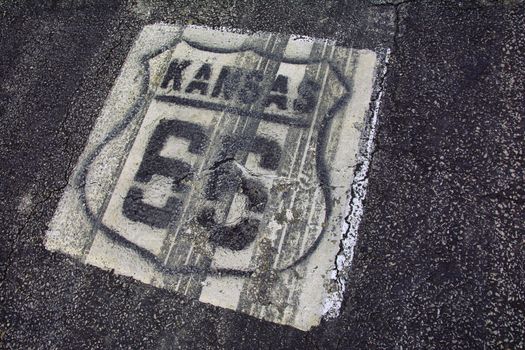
[322,48,391,319]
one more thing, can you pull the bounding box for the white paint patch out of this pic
[45,24,384,331]
[17,192,33,215]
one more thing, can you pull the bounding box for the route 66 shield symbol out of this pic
[46,24,382,331]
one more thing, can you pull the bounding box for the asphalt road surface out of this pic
[1,0,524,349]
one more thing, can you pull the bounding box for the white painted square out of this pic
[46,24,384,331]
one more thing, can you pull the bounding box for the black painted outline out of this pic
[154,95,311,128]
[76,34,354,279]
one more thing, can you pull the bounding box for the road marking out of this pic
[45,24,384,331]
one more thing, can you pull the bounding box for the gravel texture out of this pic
[0,0,523,348]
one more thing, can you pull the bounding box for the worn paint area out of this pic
[46,24,381,331]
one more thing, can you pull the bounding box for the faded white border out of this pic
[323,48,391,318]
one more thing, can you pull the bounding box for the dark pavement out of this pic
[1,0,523,349]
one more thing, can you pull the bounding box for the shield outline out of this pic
[75,37,354,279]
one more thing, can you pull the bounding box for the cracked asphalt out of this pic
[1,0,524,349]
